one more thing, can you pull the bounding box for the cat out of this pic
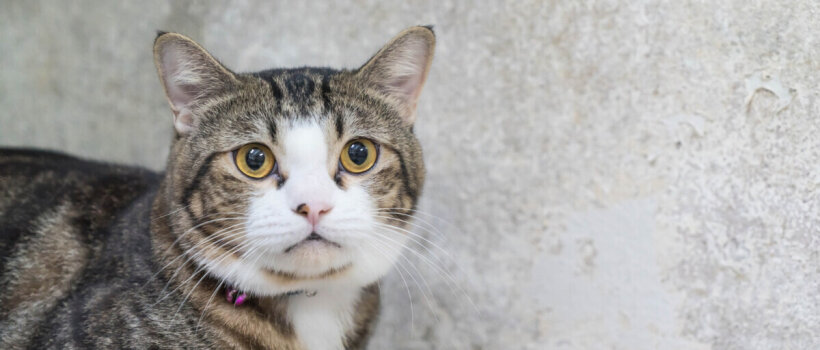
[0,26,435,350]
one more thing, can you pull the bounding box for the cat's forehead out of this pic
[193,66,409,150]
[250,67,338,114]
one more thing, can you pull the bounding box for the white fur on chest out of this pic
[288,288,360,350]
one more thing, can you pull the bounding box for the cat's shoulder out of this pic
[0,148,160,182]
[0,149,165,348]
[0,147,161,252]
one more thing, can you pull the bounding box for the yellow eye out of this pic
[340,139,378,174]
[235,143,275,179]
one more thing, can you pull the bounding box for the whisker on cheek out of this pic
[371,224,480,314]
[371,212,446,240]
[172,238,263,318]
[367,237,441,326]
[360,240,417,332]
[371,220,455,272]
[149,215,248,276]
[154,227,251,306]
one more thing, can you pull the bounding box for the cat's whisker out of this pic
[247,239,276,268]
[193,239,269,331]
[195,278,225,334]
[148,221,249,292]
[159,227,249,298]
[172,237,263,318]
[169,220,249,262]
[154,227,250,305]
[150,205,191,222]
[373,207,445,217]
[370,220,455,269]
[368,232,444,293]
[152,216,248,275]
[369,223,453,292]
[373,210,447,228]
[237,243,270,284]
[149,219,248,281]
[371,213,447,247]
[372,211,447,239]
[154,266,207,310]
[172,219,250,257]
[360,240,417,332]
[366,237,442,325]
[374,208,457,231]
[371,217,464,270]
[169,215,248,247]
[195,239,272,333]
[372,223,480,314]
[371,223,466,288]
[173,243,250,318]
[370,218,459,284]
[153,208,247,224]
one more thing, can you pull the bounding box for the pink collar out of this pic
[224,286,317,306]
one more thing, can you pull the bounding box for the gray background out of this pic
[2,1,820,349]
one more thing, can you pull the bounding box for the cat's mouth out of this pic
[283,232,341,253]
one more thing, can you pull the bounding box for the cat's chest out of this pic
[287,288,359,350]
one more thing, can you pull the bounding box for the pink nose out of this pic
[295,202,333,226]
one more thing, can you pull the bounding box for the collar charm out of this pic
[225,286,247,306]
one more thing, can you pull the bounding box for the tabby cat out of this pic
[0,26,435,349]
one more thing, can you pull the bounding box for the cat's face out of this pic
[153,28,434,296]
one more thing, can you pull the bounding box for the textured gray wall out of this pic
[3,1,820,349]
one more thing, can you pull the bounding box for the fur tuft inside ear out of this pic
[357,26,436,125]
[153,32,237,134]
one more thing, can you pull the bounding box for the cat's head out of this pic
[152,27,434,295]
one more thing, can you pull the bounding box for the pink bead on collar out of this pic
[225,286,247,306]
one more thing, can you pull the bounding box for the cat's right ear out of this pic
[356,26,436,126]
[153,32,237,135]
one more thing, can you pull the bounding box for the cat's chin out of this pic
[200,243,397,297]
[261,248,352,279]
[259,262,352,281]
[261,239,352,276]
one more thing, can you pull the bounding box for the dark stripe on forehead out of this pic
[270,80,284,101]
[270,80,284,114]
[251,71,284,112]
[335,113,344,138]
[284,73,315,99]
[252,67,339,116]
[321,73,332,112]
[268,119,277,144]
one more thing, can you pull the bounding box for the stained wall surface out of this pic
[2,1,819,349]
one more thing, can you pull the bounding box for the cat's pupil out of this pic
[245,148,266,170]
[348,142,368,165]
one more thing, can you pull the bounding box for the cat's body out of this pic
[0,27,435,349]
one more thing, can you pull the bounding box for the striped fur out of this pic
[0,27,434,349]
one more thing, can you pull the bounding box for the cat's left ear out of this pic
[153,32,238,135]
[356,26,436,125]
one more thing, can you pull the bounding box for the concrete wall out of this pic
[2,1,819,349]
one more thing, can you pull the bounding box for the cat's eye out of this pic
[340,139,378,174]
[235,143,275,179]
